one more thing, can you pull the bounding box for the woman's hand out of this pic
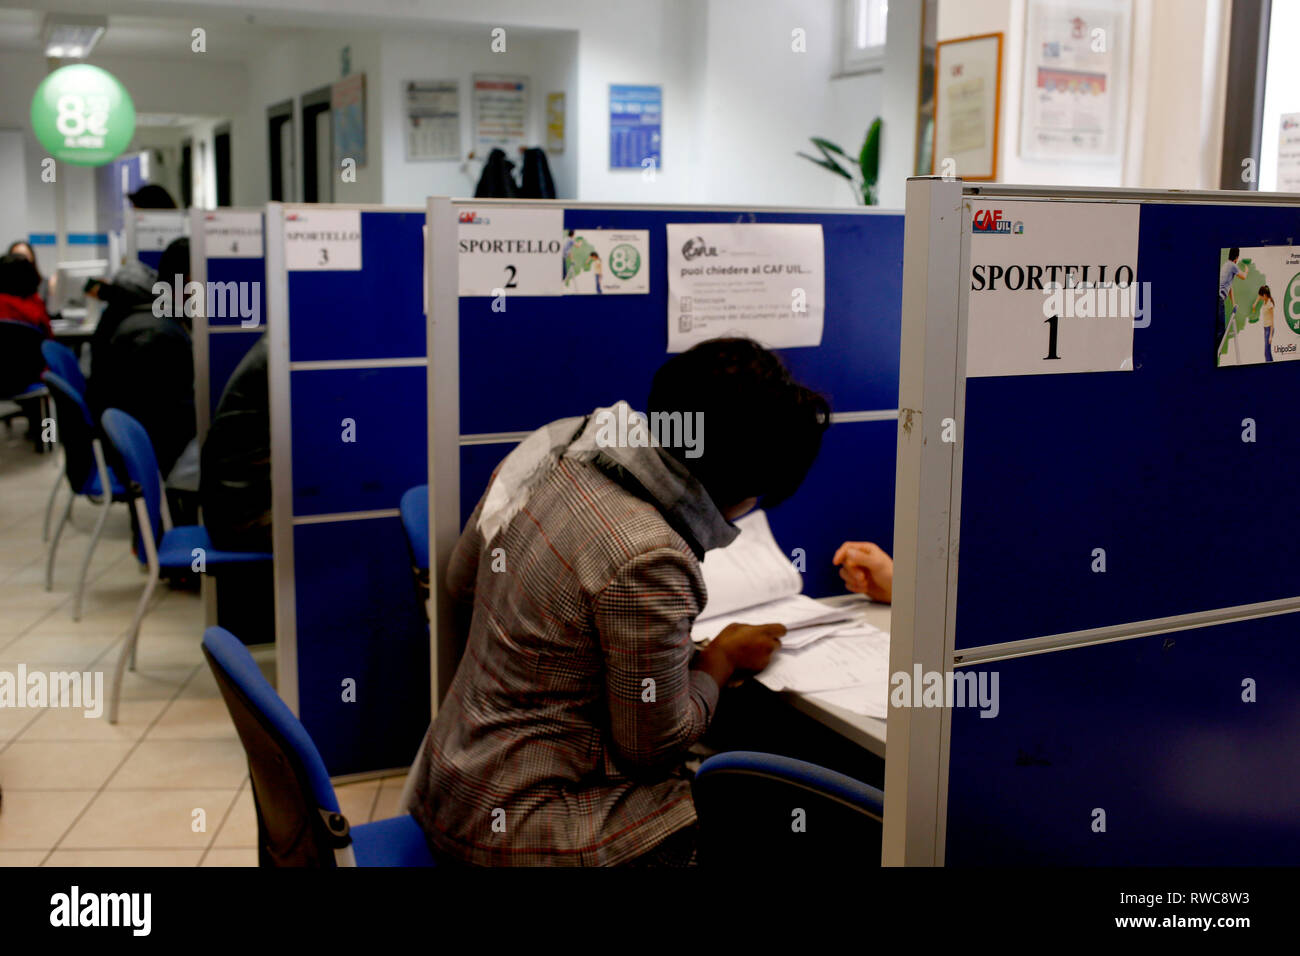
[833,541,894,603]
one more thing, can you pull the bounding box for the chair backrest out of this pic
[692,750,885,866]
[41,371,98,492]
[202,626,351,867]
[0,319,46,397]
[99,408,164,558]
[399,484,430,614]
[41,340,86,395]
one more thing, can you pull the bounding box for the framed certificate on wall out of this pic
[932,32,1003,181]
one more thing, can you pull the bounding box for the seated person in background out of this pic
[6,241,56,316]
[408,337,831,867]
[0,253,52,338]
[89,237,194,479]
[86,183,177,358]
[833,540,893,603]
[200,333,271,553]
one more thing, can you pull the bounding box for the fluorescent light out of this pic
[42,14,107,59]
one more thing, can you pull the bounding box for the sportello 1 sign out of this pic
[30,64,136,166]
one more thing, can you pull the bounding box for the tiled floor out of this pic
[0,429,406,866]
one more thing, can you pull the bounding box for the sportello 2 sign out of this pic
[30,64,136,166]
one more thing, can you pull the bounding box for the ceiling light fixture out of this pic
[42,14,108,60]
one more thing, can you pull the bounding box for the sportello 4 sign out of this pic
[30,64,136,166]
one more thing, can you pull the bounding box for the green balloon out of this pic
[30,64,135,167]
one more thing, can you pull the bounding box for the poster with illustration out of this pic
[1216,245,1300,367]
[561,229,649,295]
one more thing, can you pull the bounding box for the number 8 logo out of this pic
[56,94,86,136]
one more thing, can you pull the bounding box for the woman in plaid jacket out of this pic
[409,339,830,865]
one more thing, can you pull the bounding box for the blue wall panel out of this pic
[289,365,428,517]
[288,210,425,363]
[459,209,903,435]
[208,330,263,413]
[206,257,267,329]
[946,613,1300,864]
[955,203,1300,649]
[293,518,429,775]
[138,249,162,270]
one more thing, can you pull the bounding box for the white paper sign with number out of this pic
[135,211,187,253]
[204,211,263,259]
[457,206,564,297]
[284,208,361,271]
[966,199,1140,377]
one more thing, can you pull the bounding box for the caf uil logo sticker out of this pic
[681,236,719,260]
[972,209,1025,236]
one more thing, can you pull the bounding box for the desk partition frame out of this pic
[887,177,1300,866]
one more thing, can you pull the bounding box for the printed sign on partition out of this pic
[562,229,649,295]
[666,223,825,352]
[284,208,361,271]
[966,199,1140,377]
[458,206,564,296]
[135,211,186,252]
[1214,244,1300,368]
[204,211,263,258]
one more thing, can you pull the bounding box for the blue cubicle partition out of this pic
[888,180,1300,866]
[190,209,266,442]
[126,209,188,270]
[267,204,430,776]
[455,204,905,600]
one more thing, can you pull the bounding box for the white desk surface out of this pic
[780,593,889,758]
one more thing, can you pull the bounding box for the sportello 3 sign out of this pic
[30,64,136,166]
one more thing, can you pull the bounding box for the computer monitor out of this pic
[53,259,110,316]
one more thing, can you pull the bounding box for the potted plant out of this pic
[797,118,882,205]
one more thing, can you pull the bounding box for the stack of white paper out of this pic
[755,623,891,719]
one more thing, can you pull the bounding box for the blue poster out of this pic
[609,84,662,170]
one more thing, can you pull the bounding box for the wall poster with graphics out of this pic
[332,73,367,168]
[609,85,662,171]
[546,92,566,154]
[1020,0,1129,160]
[966,199,1140,377]
[932,32,1002,181]
[473,74,529,154]
[665,223,824,352]
[405,80,460,161]
[1277,113,1300,192]
[562,229,649,295]
[1215,245,1300,367]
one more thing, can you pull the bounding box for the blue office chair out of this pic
[692,751,884,866]
[202,626,437,867]
[99,409,273,724]
[399,484,430,615]
[39,342,89,544]
[41,372,129,620]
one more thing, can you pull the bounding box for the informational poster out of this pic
[473,74,529,154]
[610,84,662,170]
[933,32,1002,180]
[284,208,361,271]
[1214,245,1300,367]
[1277,114,1300,193]
[546,92,566,154]
[665,223,824,352]
[966,199,1139,377]
[405,80,460,161]
[331,73,367,167]
[203,210,263,258]
[562,229,649,295]
[1020,0,1128,160]
[457,206,563,297]
[134,211,186,252]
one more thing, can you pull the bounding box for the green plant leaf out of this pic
[810,136,850,158]
[796,150,854,180]
[859,118,882,187]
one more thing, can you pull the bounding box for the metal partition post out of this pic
[426,197,461,714]
[265,202,299,713]
[883,176,967,866]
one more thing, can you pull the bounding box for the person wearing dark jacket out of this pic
[89,237,194,478]
[200,333,271,552]
[0,254,53,338]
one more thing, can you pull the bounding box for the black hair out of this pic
[648,337,830,510]
[0,253,41,298]
[157,237,190,284]
[1258,285,1273,302]
[128,184,177,209]
[1228,247,1240,261]
[7,241,40,280]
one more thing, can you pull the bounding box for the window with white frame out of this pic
[841,0,888,74]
